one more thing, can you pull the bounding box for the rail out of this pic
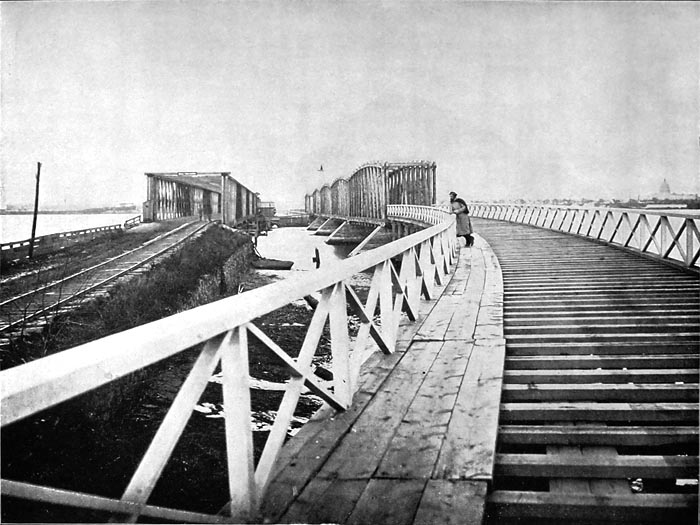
[0,222,210,335]
[470,203,700,270]
[1,206,456,522]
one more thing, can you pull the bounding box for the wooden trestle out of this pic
[259,218,698,524]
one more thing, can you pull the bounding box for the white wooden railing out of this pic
[0,206,456,523]
[387,204,451,226]
[470,203,700,270]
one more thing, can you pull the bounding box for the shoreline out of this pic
[1,209,139,215]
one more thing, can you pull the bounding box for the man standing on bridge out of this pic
[449,191,474,247]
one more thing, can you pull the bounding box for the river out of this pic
[253,225,353,271]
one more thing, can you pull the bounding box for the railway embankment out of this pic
[2,224,255,371]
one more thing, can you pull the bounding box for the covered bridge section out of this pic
[305,161,437,220]
[304,161,439,249]
[143,172,259,227]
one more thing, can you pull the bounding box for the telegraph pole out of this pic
[28,162,42,258]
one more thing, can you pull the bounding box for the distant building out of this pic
[258,201,276,218]
[652,179,697,201]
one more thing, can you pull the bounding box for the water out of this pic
[199,227,362,433]
[254,226,353,271]
[1,213,138,244]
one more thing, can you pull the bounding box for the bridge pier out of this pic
[391,221,420,241]
[314,218,345,236]
[328,222,378,245]
[307,216,327,231]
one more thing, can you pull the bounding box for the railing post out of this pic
[378,260,397,353]
[686,218,694,267]
[329,282,353,405]
[419,239,435,299]
[220,326,257,521]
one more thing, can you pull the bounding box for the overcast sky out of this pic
[1,1,698,211]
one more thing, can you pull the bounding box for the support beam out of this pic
[349,225,386,257]
[314,218,344,236]
[307,216,327,231]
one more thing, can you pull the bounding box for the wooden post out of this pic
[28,162,42,258]
[221,326,257,520]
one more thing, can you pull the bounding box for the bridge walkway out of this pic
[260,233,504,524]
[259,218,698,524]
[475,218,699,524]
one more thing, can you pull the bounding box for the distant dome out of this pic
[659,179,671,195]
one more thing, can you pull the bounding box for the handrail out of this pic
[470,203,700,270]
[469,202,700,219]
[1,205,456,522]
[387,204,450,226]
[124,215,141,229]
[1,224,123,252]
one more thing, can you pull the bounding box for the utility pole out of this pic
[28,162,41,258]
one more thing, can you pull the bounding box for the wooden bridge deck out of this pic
[259,219,698,524]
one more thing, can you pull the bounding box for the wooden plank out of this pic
[261,340,413,520]
[317,341,443,480]
[266,342,405,483]
[376,341,473,479]
[494,453,698,478]
[433,339,506,480]
[501,383,699,402]
[414,297,458,340]
[280,479,368,524]
[443,298,480,341]
[487,491,698,522]
[506,341,699,355]
[504,368,700,383]
[505,322,699,336]
[505,354,700,369]
[505,333,700,345]
[500,402,699,423]
[345,479,426,525]
[259,392,374,522]
[413,480,487,525]
[587,444,631,498]
[546,444,589,493]
[443,249,485,340]
[504,314,700,326]
[443,249,471,295]
[398,279,450,343]
[498,425,699,446]
[355,344,407,395]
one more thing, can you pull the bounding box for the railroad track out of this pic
[0,221,211,341]
[473,219,699,524]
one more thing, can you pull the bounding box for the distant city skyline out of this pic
[2,1,698,213]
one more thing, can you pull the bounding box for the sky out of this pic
[1,0,698,212]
